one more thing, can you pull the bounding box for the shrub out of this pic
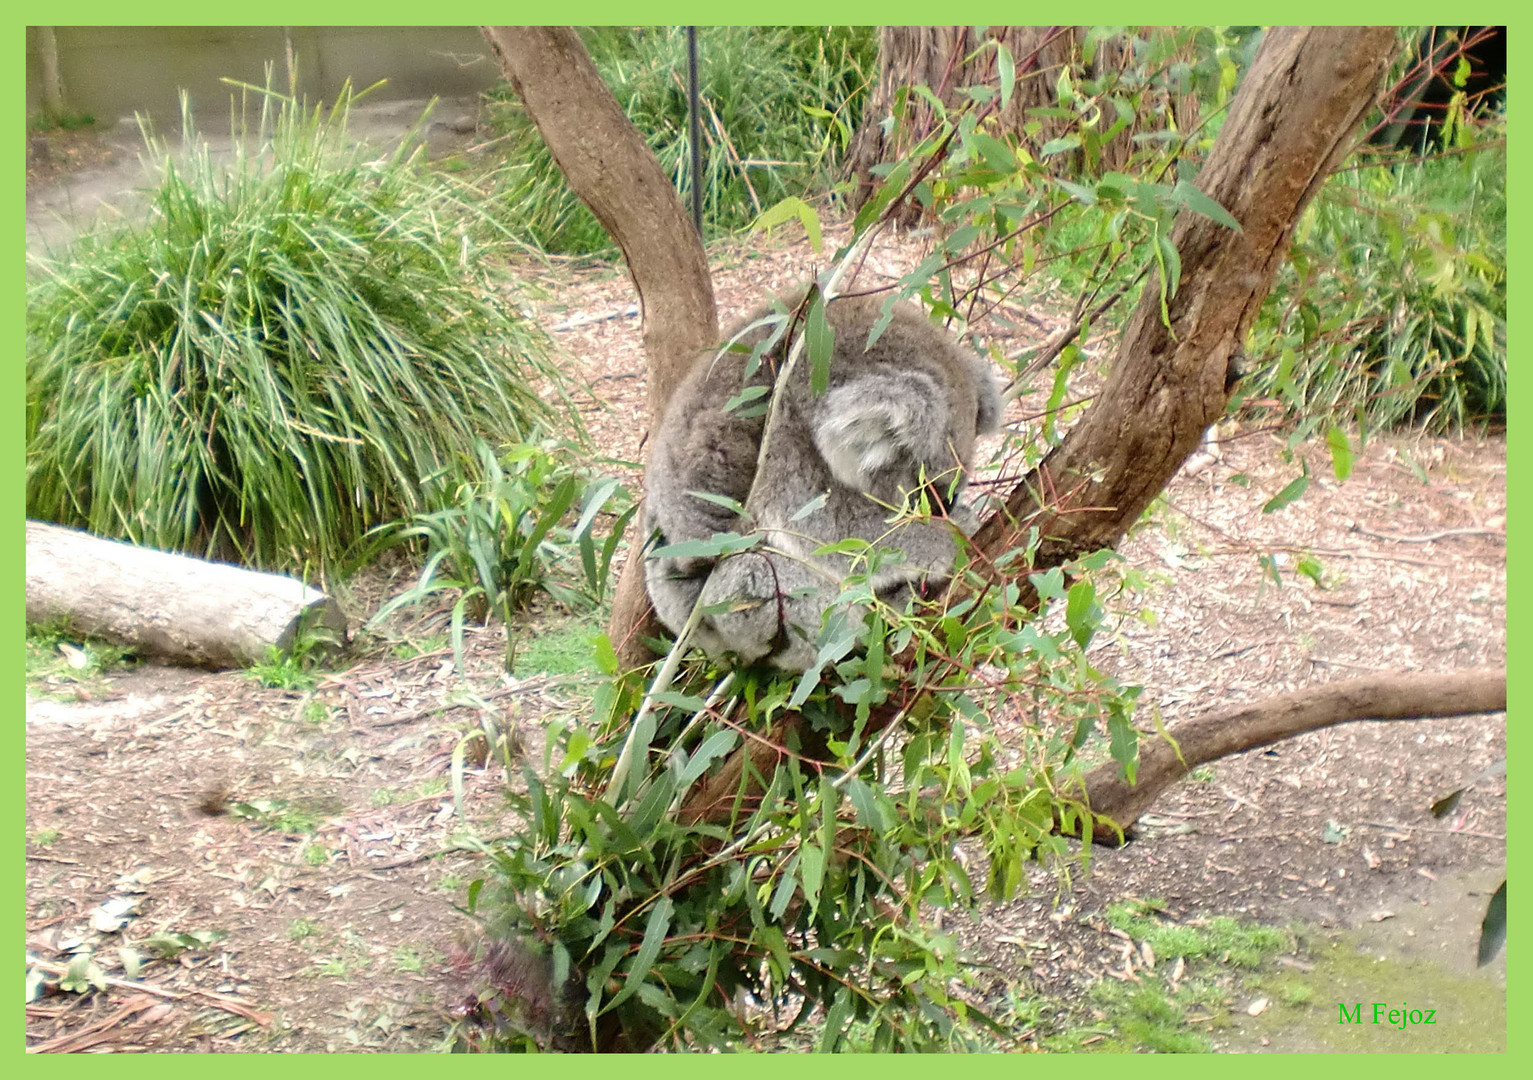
[1246,120,1506,433]
[27,82,572,573]
[367,439,634,671]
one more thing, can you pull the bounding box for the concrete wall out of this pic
[25,26,500,126]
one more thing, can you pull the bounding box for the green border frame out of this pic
[16,9,1519,1072]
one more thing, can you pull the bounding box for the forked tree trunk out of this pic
[487,28,1498,843]
[678,26,1408,828]
[480,27,718,668]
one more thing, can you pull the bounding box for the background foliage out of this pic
[483,26,874,254]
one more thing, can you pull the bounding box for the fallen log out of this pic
[25,521,347,669]
[1079,667,1507,844]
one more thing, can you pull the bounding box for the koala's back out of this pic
[643,291,1000,668]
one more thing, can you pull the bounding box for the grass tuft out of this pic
[27,79,572,573]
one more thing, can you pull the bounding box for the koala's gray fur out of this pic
[643,292,1002,670]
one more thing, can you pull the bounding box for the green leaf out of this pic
[1107,705,1139,785]
[1325,424,1354,482]
[751,196,823,253]
[1262,468,1310,513]
[996,43,1016,110]
[649,690,710,711]
[677,730,739,787]
[1477,880,1507,966]
[813,537,872,556]
[601,895,674,1015]
[968,132,1017,175]
[1029,566,1068,604]
[686,490,748,515]
[845,776,889,833]
[1295,554,1325,587]
[1065,580,1102,650]
[650,532,761,560]
[818,987,853,1051]
[592,633,619,675]
[1170,179,1242,231]
[1054,176,1095,202]
[805,291,835,397]
[61,954,108,994]
[799,842,825,919]
[788,491,829,523]
[768,855,799,919]
[723,383,772,416]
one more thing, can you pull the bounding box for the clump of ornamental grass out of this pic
[27,80,571,573]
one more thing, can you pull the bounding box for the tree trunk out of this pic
[25,521,346,669]
[1079,669,1507,843]
[35,27,66,121]
[480,27,718,668]
[973,26,1399,571]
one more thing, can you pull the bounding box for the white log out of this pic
[25,521,347,669]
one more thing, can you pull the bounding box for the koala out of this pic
[643,291,1002,671]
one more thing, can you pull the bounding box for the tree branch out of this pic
[1078,667,1507,844]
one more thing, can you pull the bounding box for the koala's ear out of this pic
[969,354,1004,434]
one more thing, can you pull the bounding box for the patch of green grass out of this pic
[288,918,320,941]
[29,111,96,132]
[29,828,62,847]
[511,616,605,676]
[246,647,321,692]
[245,621,340,690]
[1029,903,1294,1052]
[391,634,447,661]
[394,947,425,973]
[26,622,135,696]
[366,441,634,674]
[232,797,336,836]
[1107,900,1290,967]
[27,80,572,574]
[314,957,355,980]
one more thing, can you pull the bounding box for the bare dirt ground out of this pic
[24,141,1505,1052]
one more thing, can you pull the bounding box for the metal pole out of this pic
[686,26,704,238]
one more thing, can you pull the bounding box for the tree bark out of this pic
[25,521,346,669]
[480,27,718,668]
[1079,668,1507,843]
[974,27,1399,571]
